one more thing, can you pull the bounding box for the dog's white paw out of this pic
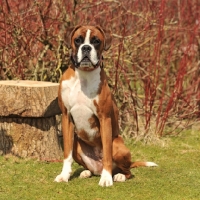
[79,170,92,178]
[54,172,71,182]
[99,169,113,187]
[113,173,126,182]
[55,154,73,183]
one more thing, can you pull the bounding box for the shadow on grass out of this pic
[70,166,135,181]
[70,167,85,180]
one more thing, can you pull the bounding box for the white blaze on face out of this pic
[77,29,99,65]
[84,29,91,44]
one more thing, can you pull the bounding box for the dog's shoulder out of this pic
[60,66,75,81]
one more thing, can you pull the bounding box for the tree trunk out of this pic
[0,80,63,160]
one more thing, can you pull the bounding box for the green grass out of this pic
[1,130,200,200]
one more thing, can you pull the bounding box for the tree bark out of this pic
[0,116,63,160]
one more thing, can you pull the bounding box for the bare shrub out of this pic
[0,0,199,140]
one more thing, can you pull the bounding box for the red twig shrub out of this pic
[0,0,199,139]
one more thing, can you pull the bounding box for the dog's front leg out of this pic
[99,117,113,187]
[55,112,74,182]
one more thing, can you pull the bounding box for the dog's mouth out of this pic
[78,56,99,71]
[80,56,92,66]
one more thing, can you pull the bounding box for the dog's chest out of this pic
[61,68,101,139]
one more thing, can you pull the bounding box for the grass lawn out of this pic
[1,130,200,200]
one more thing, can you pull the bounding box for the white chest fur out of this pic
[61,67,101,139]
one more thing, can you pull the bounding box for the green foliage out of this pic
[1,130,200,200]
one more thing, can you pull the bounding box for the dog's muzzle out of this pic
[71,45,100,71]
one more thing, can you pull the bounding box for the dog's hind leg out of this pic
[73,135,103,178]
[73,139,93,179]
[79,170,92,178]
[112,135,158,182]
[72,135,89,170]
[112,136,133,181]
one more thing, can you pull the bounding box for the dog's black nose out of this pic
[82,45,92,53]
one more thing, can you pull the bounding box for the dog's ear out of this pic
[96,26,112,51]
[64,25,82,49]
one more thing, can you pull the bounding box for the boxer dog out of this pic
[54,25,157,187]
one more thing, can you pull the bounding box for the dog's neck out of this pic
[73,66,101,98]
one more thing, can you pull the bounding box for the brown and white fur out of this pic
[54,25,157,187]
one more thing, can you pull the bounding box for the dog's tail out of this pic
[130,161,158,168]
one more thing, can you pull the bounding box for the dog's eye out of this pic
[91,37,101,46]
[74,37,83,45]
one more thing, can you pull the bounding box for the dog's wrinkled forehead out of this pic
[71,26,104,45]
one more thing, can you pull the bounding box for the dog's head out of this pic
[64,25,112,71]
